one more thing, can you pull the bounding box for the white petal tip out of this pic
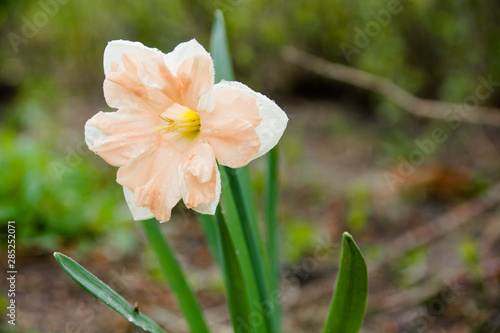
[164,38,212,74]
[210,81,288,160]
[84,123,107,148]
[104,40,162,75]
[123,187,155,221]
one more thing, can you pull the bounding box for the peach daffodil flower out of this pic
[85,39,288,222]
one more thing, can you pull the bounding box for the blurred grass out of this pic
[0,123,135,250]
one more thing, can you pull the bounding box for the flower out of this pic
[85,39,288,222]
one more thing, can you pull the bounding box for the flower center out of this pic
[154,110,200,139]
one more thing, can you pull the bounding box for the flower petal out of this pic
[117,147,182,222]
[163,39,213,75]
[177,54,214,111]
[84,123,107,148]
[138,39,214,109]
[104,40,161,76]
[136,54,183,105]
[123,186,154,221]
[203,81,288,161]
[198,83,262,168]
[180,139,220,215]
[85,109,160,167]
[104,70,173,111]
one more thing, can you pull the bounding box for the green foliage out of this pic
[54,252,166,333]
[284,219,317,262]
[0,125,132,250]
[3,0,498,97]
[346,181,371,233]
[322,233,368,333]
[393,246,429,288]
[458,237,482,281]
[459,238,480,266]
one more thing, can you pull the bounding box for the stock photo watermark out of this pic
[340,0,411,63]
[7,0,69,54]
[384,74,500,191]
[402,277,466,333]
[6,221,17,326]
[50,136,92,181]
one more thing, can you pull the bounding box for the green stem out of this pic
[198,213,224,271]
[142,219,210,333]
[266,146,281,329]
[224,166,279,333]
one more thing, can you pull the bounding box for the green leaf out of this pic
[53,252,166,333]
[210,9,235,83]
[210,10,277,333]
[142,220,210,333]
[218,167,266,333]
[225,167,278,333]
[322,233,368,333]
[215,208,253,333]
[238,165,263,259]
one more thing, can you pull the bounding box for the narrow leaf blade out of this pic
[322,233,368,333]
[210,9,235,83]
[141,219,210,333]
[225,166,278,333]
[215,208,253,333]
[218,166,265,333]
[54,252,166,333]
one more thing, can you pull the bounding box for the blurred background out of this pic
[1,0,500,332]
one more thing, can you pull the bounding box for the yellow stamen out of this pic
[154,110,200,139]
